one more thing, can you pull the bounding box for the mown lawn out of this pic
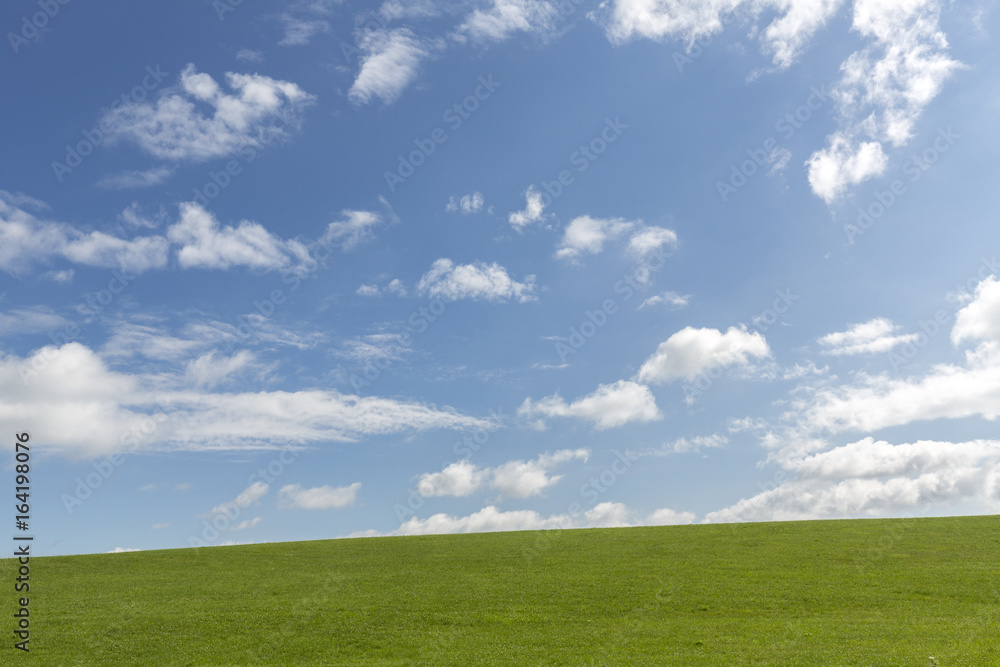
[3,515,999,665]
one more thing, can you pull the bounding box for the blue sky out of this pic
[2,0,999,556]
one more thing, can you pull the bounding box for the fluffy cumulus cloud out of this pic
[555,217,676,262]
[0,196,382,277]
[355,501,694,537]
[210,481,269,516]
[0,195,168,275]
[416,449,589,499]
[709,276,1000,522]
[320,208,386,251]
[417,258,537,302]
[447,192,485,214]
[704,438,1000,523]
[805,136,888,203]
[278,482,361,509]
[627,225,677,257]
[952,276,1000,345]
[807,0,960,201]
[638,291,690,310]
[349,29,441,105]
[818,318,919,355]
[554,216,636,261]
[637,326,770,383]
[0,342,496,457]
[167,203,312,272]
[103,64,315,161]
[603,0,960,202]
[519,379,661,429]
[508,186,547,230]
[452,0,562,44]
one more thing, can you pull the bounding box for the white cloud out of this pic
[793,343,1000,435]
[379,0,440,20]
[637,326,771,383]
[602,0,959,202]
[357,278,407,297]
[416,449,590,499]
[357,501,694,537]
[818,318,919,355]
[417,460,489,497]
[166,202,311,272]
[626,225,677,257]
[103,64,315,161]
[704,437,1000,523]
[604,0,843,68]
[96,166,173,190]
[349,29,440,105]
[554,216,636,261]
[278,15,330,46]
[229,517,263,531]
[0,342,497,457]
[491,449,590,498]
[805,136,887,203]
[604,0,742,45]
[668,433,729,454]
[333,333,410,364]
[952,276,1000,345]
[119,202,166,229]
[0,190,49,211]
[321,209,385,251]
[645,507,698,525]
[417,258,537,303]
[453,0,561,44]
[279,482,361,509]
[107,547,141,553]
[0,197,170,275]
[807,0,960,200]
[519,380,661,429]
[41,269,74,284]
[508,186,547,230]
[210,481,269,515]
[447,192,484,213]
[0,306,68,336]
[184,350,257,389]
[236,48,264,62]
[386,278,407,296]
[638,291,690,310]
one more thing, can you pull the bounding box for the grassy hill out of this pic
[4,515,999,665]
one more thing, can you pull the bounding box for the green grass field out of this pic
[3,515,999,665]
